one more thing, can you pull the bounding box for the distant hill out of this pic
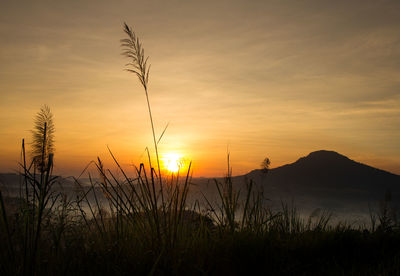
[245,150,399,192]
[231,150,400,214]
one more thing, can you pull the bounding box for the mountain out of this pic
[232,150,400,214]
[246,150,399,191]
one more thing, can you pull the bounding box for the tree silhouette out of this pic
[261,157,271,174]
[31,105,55,172]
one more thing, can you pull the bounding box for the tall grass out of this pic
[0,136,61,274]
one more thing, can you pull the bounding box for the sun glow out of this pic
[161,153,185,173]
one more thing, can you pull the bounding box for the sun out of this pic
[161,153,185,173]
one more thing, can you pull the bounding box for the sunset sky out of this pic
[1,0,399,177]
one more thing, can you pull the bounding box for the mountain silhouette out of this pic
[232,150,400,213]
[246,150,399,191]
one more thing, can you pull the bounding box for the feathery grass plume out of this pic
[121,23,154,150]
[121,23,150,90]
[121,22,166,211]
[31,105,55,172]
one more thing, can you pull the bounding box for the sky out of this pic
[0,0,399,177]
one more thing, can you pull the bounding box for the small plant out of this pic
[31,104,55,173]
[261,157,271,174]
[377,190,398,232]
[204,154,275,234]
[0,105,61,275]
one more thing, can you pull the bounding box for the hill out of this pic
[246,150,399,192]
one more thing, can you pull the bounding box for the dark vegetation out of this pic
[1,23,400,275]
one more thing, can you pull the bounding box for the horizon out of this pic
[1,149,398,178]
[1,0,400,177]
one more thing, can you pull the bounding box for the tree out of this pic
[31,105,55,172]
[261,157,271,174]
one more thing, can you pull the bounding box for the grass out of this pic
[1,23,400,275]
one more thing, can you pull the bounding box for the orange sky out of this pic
[1,0,399,177]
